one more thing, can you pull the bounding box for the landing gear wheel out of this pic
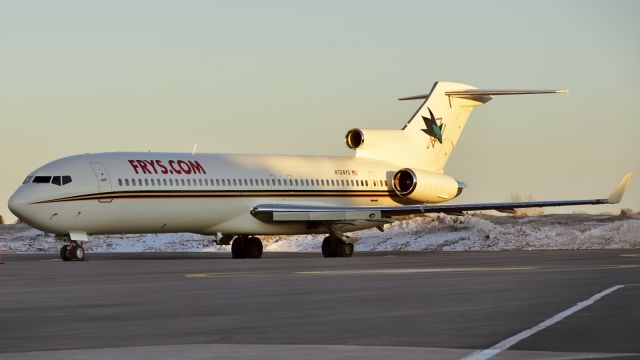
[245,236,263,259]
[322,236,353,258]
[60,245,71,261]
[231,236,263,259]
[322,236,337,258]
[336,241,354,258]
[69,244,86,261]
[231,237,245,259]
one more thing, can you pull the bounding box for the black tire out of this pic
[69,244,85,261]
[60,245,71,261]
[336,241,354,258]
[231,237,245,259]
[321,236,337,258]
[246,237,263,259]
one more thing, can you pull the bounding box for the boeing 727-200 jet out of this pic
[8,81,632,261]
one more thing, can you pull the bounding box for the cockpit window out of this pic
[29,175,72,185]
[33,176,52,183]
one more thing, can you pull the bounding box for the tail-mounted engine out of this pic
[392,168,463,203]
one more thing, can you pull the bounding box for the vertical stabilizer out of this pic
[348,82,565,172]
[400,81,489,171]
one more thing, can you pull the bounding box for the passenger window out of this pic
[199,179,203,186]
[118,179,123,186]
[125,179,130,186]
[260,179,265,186]
[330,180,335,186]
[181,179,185,186]
[52,176,62,186]
[163,179,167,186]
[150,179,155,186]
[365,180,369,187]
[131,179,136,186]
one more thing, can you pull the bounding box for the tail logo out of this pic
[421,108,445,147]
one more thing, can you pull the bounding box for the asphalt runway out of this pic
[1,250,639,359]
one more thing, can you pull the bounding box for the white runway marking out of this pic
[0,344,631,360]
[461,285,626,360]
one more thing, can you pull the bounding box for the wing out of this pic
[251,173,632,222]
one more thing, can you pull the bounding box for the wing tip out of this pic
[607,172,633,204]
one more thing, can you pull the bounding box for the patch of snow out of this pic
[1,214,639,253]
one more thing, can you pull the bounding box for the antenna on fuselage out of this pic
[192,144,198,156]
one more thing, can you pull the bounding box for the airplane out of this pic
[8,81,632,261]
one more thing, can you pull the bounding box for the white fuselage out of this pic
[9,152,453,237]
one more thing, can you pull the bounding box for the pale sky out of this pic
[1,1,638,223]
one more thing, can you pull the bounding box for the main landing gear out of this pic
[231,236,263,259]
[60,242,86,261]
[321,236,354,258]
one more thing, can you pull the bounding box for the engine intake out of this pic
[393,168,418,195]
[345,129,364,149]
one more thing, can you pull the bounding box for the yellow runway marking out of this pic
[184,263,640,279]
[620,254,640,257]
[296,267,534,276]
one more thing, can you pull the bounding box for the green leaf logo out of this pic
[421,108,444,146]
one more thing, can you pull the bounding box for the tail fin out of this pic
[349,82,565,171]
[390,82,564,171]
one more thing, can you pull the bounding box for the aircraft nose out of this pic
[8,188,29,221]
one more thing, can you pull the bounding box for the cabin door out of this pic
[90,162,113,203]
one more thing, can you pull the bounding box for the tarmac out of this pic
[1,250,639,359]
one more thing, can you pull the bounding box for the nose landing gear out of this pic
[59,242,86,261]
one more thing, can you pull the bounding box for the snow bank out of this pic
[1,214,638,254]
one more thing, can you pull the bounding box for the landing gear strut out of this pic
[321,236,354,258]
[60,241,86,261]
[231,236,263,259]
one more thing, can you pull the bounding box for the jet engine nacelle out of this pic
[392,168,463,203]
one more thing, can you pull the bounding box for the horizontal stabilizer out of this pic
[399,89,567,101]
